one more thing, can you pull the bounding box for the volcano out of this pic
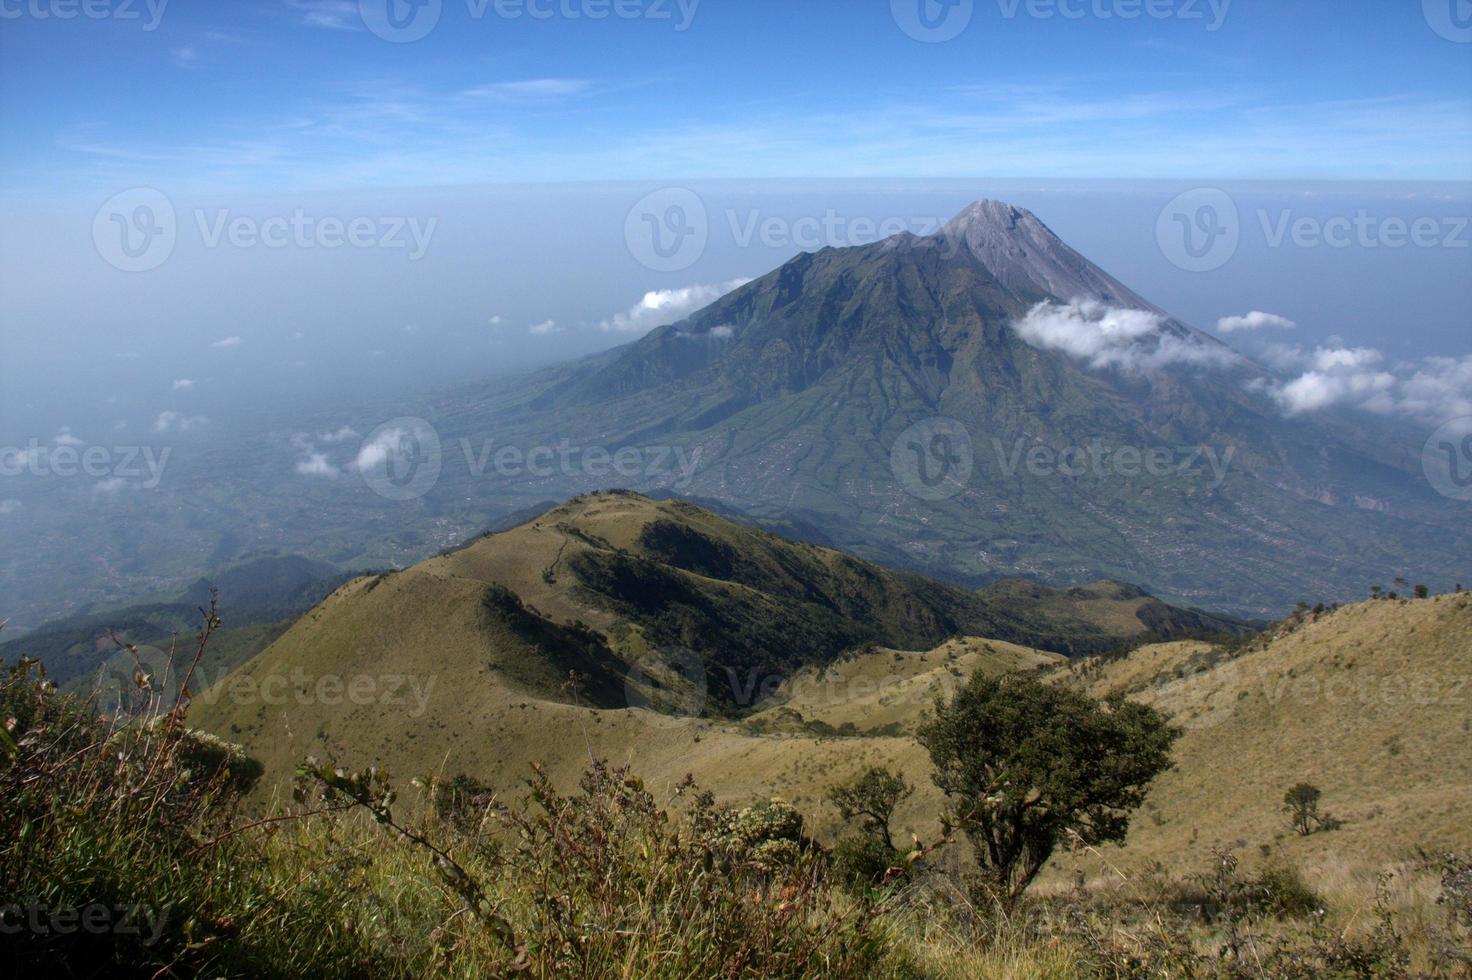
[427,200,1466,617]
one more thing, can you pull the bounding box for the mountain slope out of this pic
[1048,591,1472,881]
[194,492,1243,782]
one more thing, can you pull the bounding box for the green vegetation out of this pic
[1283,782,1333,837]
[5,618,1472,977]
[918,672,1178,906]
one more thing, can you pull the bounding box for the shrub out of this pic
[832,833,903,890]
[826,766,912,852]
[1283,782,1331,836]
[917,670,1177,906]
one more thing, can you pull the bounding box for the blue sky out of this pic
[1,1,1469,446]
[2,0,1471,196]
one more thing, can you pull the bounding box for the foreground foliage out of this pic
[2,618,1468,977]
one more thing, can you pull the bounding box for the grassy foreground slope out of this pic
[1048,591,1472,888]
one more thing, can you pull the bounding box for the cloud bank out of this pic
[1217,311,1296,333]
[600,279,752,334]
[1012,300,1238,374]
[1256,347,1472,420]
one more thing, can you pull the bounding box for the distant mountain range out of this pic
[4,200,1466,629]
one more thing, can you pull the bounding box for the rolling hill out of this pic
[193,511,1470,889]
[193,492,1241,796]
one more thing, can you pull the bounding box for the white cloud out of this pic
[1217,311,1296,333]
[488,315,504,327]
[462,78,592,101]
[528,319,561,336]
[710,325,735,339]
[53,428,85,447]
[318,425,359,444]
[211,336,242,349]
[92,477,128,495]
[170,46,199,69]
[0,499,22,515]
[1012,299,1237,374]
[295,452,339,477]
[599,279,753,335]
[172,378,196,390]
[289,0,360,31]
[153,411,209,433]
[354,425,421,472]
[1256,346,1472,421]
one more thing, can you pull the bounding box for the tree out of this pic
[826,766,913,851]
[1414,584,1430,599]
[1283,783,1324,836]
[917,672,1177,905]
